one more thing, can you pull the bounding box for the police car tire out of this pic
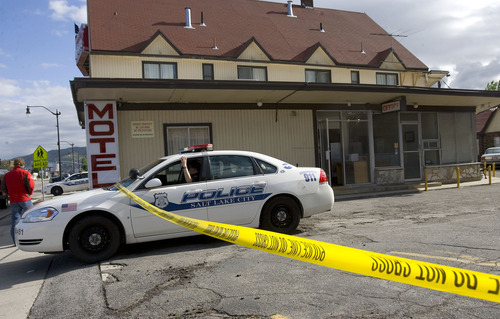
[260,196,300,234]
[51,187,63,196]
[68,216,121,263]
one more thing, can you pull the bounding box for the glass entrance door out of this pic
[317,111,370,186]
[402,123,421,180]
[318,119,343,186]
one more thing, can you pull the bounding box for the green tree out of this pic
[486,80,500,91]
[81,157,88,171]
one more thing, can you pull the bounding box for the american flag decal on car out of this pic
[62,203,77,212]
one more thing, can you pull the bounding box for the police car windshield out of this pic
[108,159,164,190]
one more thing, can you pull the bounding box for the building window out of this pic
[373,112,400,167]
[376,73,398,85]
[143,62,177,79]
[165,124,212,155]
[440,112,475,164]
[351,71,360,84]
[203,64,214,80]
[421,112,441,165]
[305,69,331,83]
[237,66,267,81]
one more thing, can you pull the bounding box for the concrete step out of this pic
[333,182,443,200]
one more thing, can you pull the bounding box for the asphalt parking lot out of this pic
[2,177,500,318]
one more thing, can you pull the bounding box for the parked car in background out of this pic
[43,172,89,196]
[50,173,70,183]
[16,144,334,263]
[480,147,500,166]
[0,168,9,208]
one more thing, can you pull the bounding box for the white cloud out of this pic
[49,0,87,24]
[0,78,22,97]
[0,79,86,160]
[41,62,61,69]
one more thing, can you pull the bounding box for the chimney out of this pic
[184,7,195,29]
[200,11,206,26]
[287,1,296,17]
[301,0,313,8]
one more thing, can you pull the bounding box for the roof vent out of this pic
[301,0,314,8]
[200,11,206,27]
[287,1,296,17]
[320,22,325,32]
[184,7,195,29]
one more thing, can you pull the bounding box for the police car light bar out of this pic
[180,144,213,153]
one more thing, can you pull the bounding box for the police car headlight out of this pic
[23,207,59,223]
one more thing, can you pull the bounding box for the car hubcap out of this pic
[272,206,290,228]
[81,226,108,252]
[88,233,102,246]
[276,210,287,222]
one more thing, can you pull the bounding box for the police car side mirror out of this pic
[144,178,162,189]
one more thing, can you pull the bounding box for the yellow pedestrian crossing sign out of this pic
[33,145,48,169]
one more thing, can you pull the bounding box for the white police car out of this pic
[16,145,334,263]
[42,172,89,196]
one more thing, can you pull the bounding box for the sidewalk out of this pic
[333,174,500,200]
[0,179,55,319]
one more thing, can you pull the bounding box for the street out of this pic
[1,180,500,318]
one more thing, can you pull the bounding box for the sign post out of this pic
[33,145,48,201]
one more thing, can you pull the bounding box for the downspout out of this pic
[274,82,309,122]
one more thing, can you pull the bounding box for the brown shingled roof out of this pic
[87,0,428,70]
[476,108,496,133]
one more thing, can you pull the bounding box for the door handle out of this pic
[252,182,266,187]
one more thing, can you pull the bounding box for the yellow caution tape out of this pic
[117,184,500,303]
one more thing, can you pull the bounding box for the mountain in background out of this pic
[3,146,87,173]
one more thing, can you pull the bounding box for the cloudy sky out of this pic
[0,0,499,161]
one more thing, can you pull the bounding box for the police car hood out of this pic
[31,188,120,212]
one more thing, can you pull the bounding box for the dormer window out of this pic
[376,72,398,85]
[237,66,267,81]
[203,64,214,80]
[143,62,177,79]
[351,71,360,84]
[305,69,331,83]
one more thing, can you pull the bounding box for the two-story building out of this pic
[477,108,500,159]
[71,0,500,188]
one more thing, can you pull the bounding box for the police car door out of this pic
[130,156,208,238]
[205,155,269,226]
[65,173,86,192]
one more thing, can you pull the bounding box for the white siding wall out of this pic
[486,112,500,133]
[117,109,315,177]
[90,55,436,87]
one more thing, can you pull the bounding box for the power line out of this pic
[370,32,408,51]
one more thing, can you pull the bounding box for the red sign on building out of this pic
[75,24,89,76]
[85,101,120,189]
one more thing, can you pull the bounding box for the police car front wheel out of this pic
[51,186,63,196]
[260,196,300,234]
[68,215,121,263]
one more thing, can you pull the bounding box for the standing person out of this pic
[1,158,35,245]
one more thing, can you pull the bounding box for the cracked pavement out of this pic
[24,184,500,318]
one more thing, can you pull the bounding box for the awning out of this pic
[71,78,500,127]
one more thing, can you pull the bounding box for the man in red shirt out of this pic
[1,158,35,245]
